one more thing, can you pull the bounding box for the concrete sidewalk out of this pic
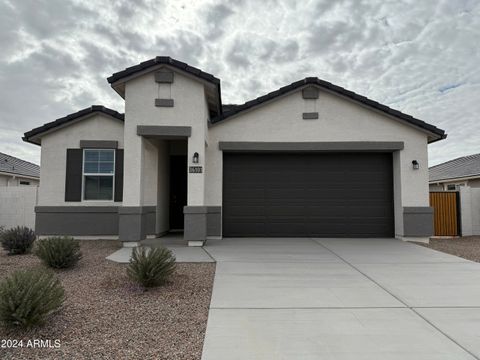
[201,238,480,360]
[105,235,214,263]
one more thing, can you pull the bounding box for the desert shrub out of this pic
[35,236,82,269]
[0,269,65,328]
[127,247,176,288]
[0,226,36,255]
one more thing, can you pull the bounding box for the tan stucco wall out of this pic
[123,68,209,207]
[37,114,124,206]
[34,69,433,239]
[206,88,431,237]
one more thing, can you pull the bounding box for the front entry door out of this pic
[169,155,187,230]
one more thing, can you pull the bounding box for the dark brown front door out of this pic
[169,155,187,230]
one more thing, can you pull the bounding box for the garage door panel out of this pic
[224,206,266,216]
[223,189,265,200]
[266,187,306,197]
[223,153,394,237]
[266,206,307,216]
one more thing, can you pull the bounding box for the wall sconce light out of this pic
[412,160,419,170]
[192,152,199,164]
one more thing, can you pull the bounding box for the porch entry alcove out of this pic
[118,126,190,243]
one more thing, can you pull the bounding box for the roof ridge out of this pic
[211,76,445,141]
[23,105,124,145]
[107,56,221,85]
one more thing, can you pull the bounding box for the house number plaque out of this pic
[189,166,203,173]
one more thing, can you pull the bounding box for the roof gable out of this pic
[107,56,222,117]
[23,106,124,145]
[107,56,220,86]
[212,77,446,143]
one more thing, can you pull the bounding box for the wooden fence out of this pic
[429,191,460,236]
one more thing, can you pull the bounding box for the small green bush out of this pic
[0,226,36,255]
[35,236,82,269]
[127,247,176,288]
[0,269,65,328]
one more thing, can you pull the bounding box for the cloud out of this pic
[0,0,478,168]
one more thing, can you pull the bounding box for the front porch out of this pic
[106,234,214,263]
[117,125,221,247]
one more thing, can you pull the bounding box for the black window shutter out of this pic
[114,149,124,202]
[65,149,83,201]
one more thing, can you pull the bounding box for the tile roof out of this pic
[429,153,480,182]
[24,58,447,147]
[0,152,39,178]
[211,77,446,142]
[107,56,220,85]
[23,106,124,145]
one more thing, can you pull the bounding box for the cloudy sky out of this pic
[0,0,479,166]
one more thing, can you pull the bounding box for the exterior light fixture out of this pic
[412,160,419,170]
[192,152,199,164]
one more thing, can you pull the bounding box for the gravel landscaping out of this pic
[415,236,480,262]
[0,240,215,359]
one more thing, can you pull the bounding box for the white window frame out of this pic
[82,148,115,201]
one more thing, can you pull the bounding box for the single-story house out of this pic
[0,152,39,186]
[430,153,480,191]
[23,56,446,246]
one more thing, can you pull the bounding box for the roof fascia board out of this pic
[26,112,123,145]
[318,87,444,142]
[111,64,218,99]
[429,174,480,183]
[211,84,443,141]
[0,171,39,180]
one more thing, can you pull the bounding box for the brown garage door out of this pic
[222,153,394,237]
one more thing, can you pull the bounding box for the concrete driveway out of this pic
[201,238,480,360]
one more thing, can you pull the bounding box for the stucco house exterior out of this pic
[23,56,446,246]
[429,153,480,191]
[0,152,39,186]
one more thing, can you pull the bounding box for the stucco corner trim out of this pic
[34,206,119,236]
[302,112,319,120]
[155,98,174,107]
[80,140,118,149]
[218,141,404,152]
[155,70,174,83]
[137,125,191,139]
[403,206,434,237]
[302,86,319,99]
[403,207,434,214]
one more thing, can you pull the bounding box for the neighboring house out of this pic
[23,56,446,245]
[0,152,40,186]
[429,154,480,191]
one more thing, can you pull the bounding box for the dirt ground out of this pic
[0,240,215,360]
[415,236,480,263]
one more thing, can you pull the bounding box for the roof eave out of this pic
[211,79,446,140]
[23,106,124,145]
[429,174,480,183]
[22,136,41,146]
[0,170,39,180]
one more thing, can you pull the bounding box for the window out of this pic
[83,149,114,200]
[19,181,30,185]
[446,183,465,191]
